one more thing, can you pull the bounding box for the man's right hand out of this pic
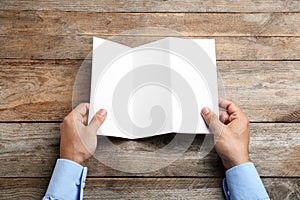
[201,100,251,169]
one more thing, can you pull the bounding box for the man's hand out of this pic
[201,100,250,169]
[60,103,107,165]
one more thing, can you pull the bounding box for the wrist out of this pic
[60,152,85,165]
[226,155,251,169]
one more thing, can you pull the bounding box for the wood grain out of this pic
[1,60,299,122]
[219,61,300,122]
[277,110,300,122]
[1,11,300,36]
[0,177,299,199]
[0,123,299,177]
[1,0,300,12]
[0,59,77,121]
[1,1,299,199]
[1,36,300,60]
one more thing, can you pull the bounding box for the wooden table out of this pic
[0,1,299,199]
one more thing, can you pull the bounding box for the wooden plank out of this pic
[0,60,299,122]
[1,36,300,60]
[0,178,299,199]
[83,178,300,200]
[219,61,300,122]
[0,123,299,177]
[1,11,300,37]
[0,0,300,13]
[0,59,77,121]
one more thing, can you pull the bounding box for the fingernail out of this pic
[202,107,210,116]
[97,109,107,116]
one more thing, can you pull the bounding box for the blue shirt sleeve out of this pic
[222,162,269,200]
[43,159,88,200]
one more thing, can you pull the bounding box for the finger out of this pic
[88,109,107,134]
[219,110,229,124]
[201,107,224,136]
[71,103,90,124]
[219,100,241,115]
[72,103,90,117]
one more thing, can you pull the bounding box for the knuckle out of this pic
[63,116,69,122]
[63,115,73,124]
[79,102,89,108]
[79,103,85,107]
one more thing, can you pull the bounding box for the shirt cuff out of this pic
[222,162,269,200]
[43,159,88,200]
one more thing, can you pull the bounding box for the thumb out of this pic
[88,109,107,134]
[201,107,223,136]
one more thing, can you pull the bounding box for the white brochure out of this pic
[89,36,218,139]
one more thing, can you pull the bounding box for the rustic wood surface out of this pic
[0,0,299,199]
[0,178,299,200]
[1,36,300,60]
[1,0,300,12]
[2,12,300,36]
